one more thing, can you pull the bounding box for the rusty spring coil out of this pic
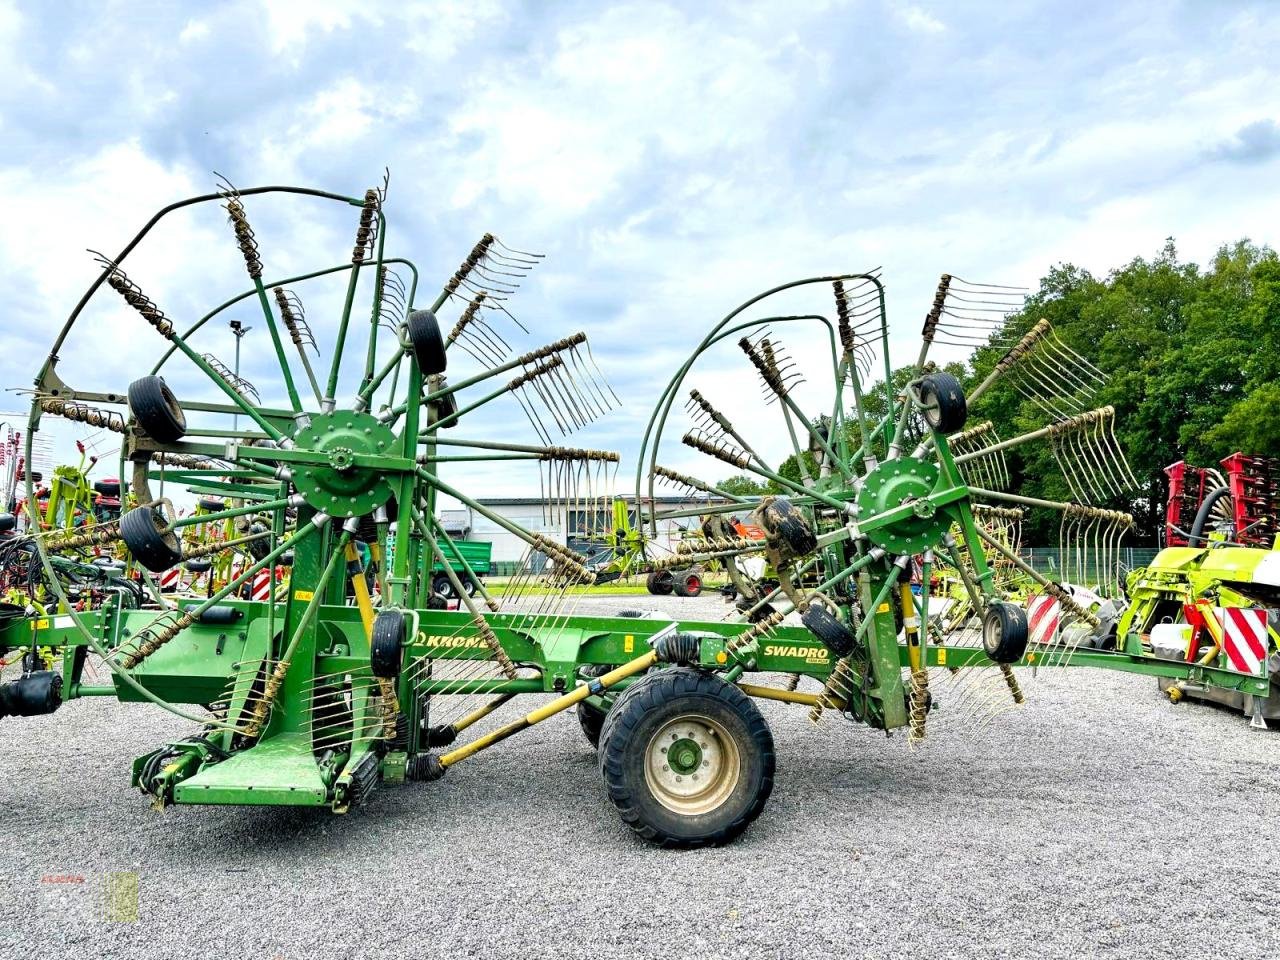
[273,286,316,350]
[739,337,787,398]
[529,532,596,584]
[223,195,263,279]
[920,273,952,341]
[725,609,785,658]
[833,279,855,355]
[37,397,126,433]
[44,521,122,551]
[681,431,748,470]
[537,446,619,463]
[447,293,487,343]
[514,332,588,366]
[444,233,496,296]
[122,609,198,669]
[470,612,518,678]
[508,355,564,391]
[102,265,175,338]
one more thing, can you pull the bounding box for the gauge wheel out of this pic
[127,375,187,443]
[982,601,1029,664]
[918,372,967,434]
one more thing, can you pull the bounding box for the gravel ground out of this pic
[3,592,1279,959]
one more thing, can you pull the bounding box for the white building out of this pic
[441,495,732,572]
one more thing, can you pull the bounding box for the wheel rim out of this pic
[921,384,941,427]
[983,611,1002,652]
[644,713,740,815]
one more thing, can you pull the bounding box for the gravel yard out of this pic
[2,592,1278,959]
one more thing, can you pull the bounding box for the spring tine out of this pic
[524,362,569,436]
[567,345,611,417]
[1109,412,1141,490]
[548,363,588,430]
[1025,344,1093,409]
[514,387,553,446]
[576,337,619,408]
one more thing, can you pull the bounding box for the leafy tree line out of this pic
[720,240,1279,544]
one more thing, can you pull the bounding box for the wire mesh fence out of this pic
[1021,546,1160,587]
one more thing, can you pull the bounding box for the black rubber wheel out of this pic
[646,570,674,595]
[426,592,448,610]
[435,388,459,429]
[918,372,967,434]
[757,497,817,558]
[598,667,775,849]
[801,605,856,657]
[431,573,455,599]
[184,559,212,573]
[576,661,619,748]
[615,609,645,618]
[461,577,478,597]
[982,602,1029,664]
[578,702,607,748]
[0,513,15,533]
[127,375,186,444]
[246,522,272,561]
[371,610,406,678]
[198,497,226,512]
[407,309,447,375]
[672,569,690,598]
[120,505,183,572]
[673,571,702,598]
[93,479,120,497]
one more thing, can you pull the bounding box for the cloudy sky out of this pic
[2,0,1278,503]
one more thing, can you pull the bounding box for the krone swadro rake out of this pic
[1,186,1263,849]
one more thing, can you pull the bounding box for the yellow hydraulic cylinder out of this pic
[437,651,659,768]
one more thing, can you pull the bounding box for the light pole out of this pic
[230,319,251,430]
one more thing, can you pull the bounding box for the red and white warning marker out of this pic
[251,569,281,602]
[1027,593,1061,645]
[1218,607,1270,677]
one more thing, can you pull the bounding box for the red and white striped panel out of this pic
[1027,594,1060,645]
[1217,607,1269,677]
[251,569,276,602]
[159,568,182,591]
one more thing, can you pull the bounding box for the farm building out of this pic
[439,494,732,572]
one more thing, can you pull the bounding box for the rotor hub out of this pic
[291,411,398,517]
[856,457,948,554]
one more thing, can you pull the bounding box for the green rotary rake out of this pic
[1,182,1264,848]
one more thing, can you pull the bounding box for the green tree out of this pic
[718,474,769,497]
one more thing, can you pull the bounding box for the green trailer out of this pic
[427,539,492,599]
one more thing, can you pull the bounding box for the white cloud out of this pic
[897,4,945,34]
[2,1,1279,498]
[179,19,210,44]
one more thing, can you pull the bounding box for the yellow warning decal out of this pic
[31,618,49,631]
[937,648,947,665]
[877,603,891,613]
[624,635,634,653]
[293,590,315,601]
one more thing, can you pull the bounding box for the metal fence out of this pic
[1020,546,1161,586]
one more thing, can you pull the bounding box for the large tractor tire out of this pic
[598,668,774,848]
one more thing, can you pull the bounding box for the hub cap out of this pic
[644,714,740,815]
[291,410,398,517]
